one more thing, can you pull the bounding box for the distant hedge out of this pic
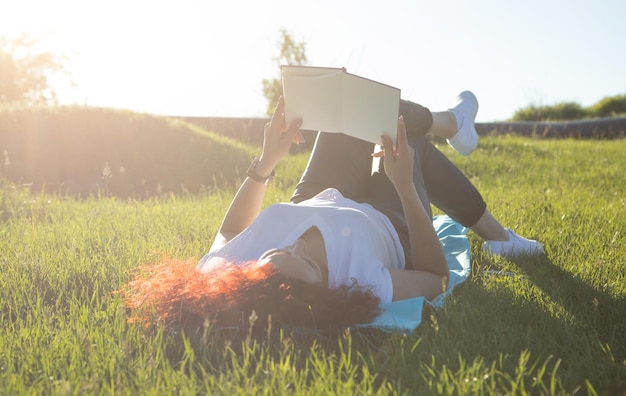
[477,117,626,139]
[512,94,626,121]
[0,106,252,198]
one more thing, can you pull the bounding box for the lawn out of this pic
[1,134,624,395]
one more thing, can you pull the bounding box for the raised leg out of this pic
[290,132,375,203]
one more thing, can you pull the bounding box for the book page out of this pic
[281,66,343,133]
[341,72,400,144]
[281,66,400,144]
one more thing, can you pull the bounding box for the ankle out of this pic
[430,111,457,138]
[484,229,510,242]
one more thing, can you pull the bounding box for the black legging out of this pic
[290,100,486,268]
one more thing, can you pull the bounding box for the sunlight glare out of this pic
[2,0,278,116]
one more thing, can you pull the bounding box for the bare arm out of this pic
[388,268,447,301]
[210,97,303,251]
[378,116,449,299]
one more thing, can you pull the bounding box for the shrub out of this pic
[511,102,587,122]
[511,94,626,121]
[588,94,626,118]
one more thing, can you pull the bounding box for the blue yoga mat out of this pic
[360,215,471,332]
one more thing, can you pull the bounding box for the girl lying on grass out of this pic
[123,93,543,334]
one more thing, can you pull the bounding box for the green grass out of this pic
[0,106,257,198]
[1,135,625,395]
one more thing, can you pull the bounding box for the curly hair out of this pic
[121,258,381,335]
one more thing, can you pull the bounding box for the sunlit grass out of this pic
[1,136,624,394]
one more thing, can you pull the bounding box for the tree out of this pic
[261,28,308,115]
[0,34,67,105]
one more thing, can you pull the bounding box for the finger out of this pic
[269,97,282,125]
[380,134,395,159]
[292,130,306,144]
[372,144,386,158]
[278,97,286,131]
[285,117,303,141]
[396,116,408,153]
[269,97,287,133]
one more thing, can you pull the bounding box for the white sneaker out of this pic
[482,229,544,257]
[447,91,479,156]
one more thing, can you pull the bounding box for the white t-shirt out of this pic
[197,188,405,303]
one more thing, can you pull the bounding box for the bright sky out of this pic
[2,0,625,121]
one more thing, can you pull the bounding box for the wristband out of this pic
[246,157,275,184]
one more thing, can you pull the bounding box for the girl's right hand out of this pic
[258,97,303,175]
[380,116,415,193]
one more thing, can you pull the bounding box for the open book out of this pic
[281,66,401,144]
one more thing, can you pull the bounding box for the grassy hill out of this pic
[0,106,625,394]
[0,106,256,198]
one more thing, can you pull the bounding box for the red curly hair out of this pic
[121,257,380,335]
